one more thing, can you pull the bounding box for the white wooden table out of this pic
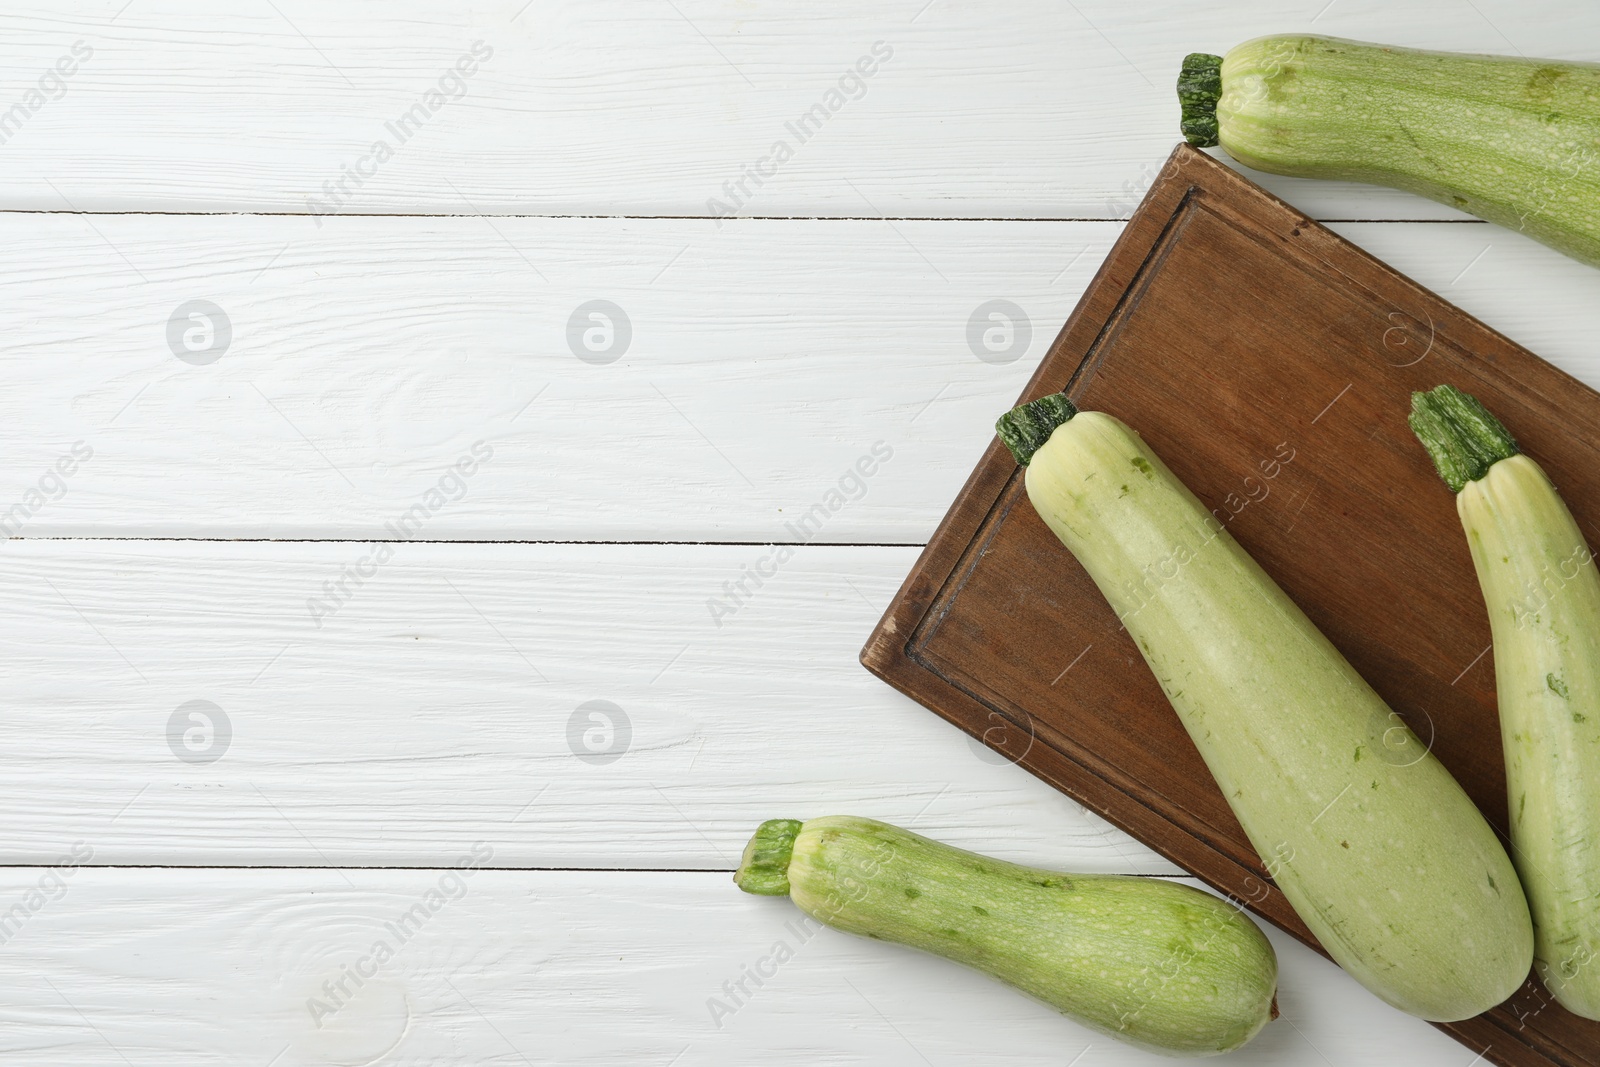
[2,2,1595,1063]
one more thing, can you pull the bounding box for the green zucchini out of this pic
[994,395,1532,1021]
[1410,384,1600,1020]
[734,816,1278,1056]
[1177,36,1600,268]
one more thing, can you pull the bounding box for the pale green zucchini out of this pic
[1410,384,1600,1019]
[735,815,1278,1056]
[1177,36,1600,267]
[994,394,1532,1021]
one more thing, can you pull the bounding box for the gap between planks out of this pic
[0,537,931,547]
[0,863,1184,874]
[0,209,1491,223]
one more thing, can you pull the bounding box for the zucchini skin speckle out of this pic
[1412,384,1600,1018]
[1455,455,1600,1018]
[1005,401,1531,1021]
[738,816,1278,1056]
[1190,35,1600,268]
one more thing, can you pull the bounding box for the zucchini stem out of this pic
[734,818,802,896]
[1178,53,1224,148]
[996,393,1078,467]
[1408,384,1520,493]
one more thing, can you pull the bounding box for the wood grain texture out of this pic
[0,538,1177,872]
[862,144,1600,1066]
[0,1,1594,217]
[0,214,1596,540]
[0,868,1466,1066]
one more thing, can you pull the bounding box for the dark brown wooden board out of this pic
[860,142,1600,1067]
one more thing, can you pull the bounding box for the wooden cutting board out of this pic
[860,142,1600,1067]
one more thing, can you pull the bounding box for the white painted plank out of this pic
[1,1,1594,218]
[0,214,1090,541]
[0,867,1467,1065]
[3,216,1599,541]
[0,539,1177,872]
